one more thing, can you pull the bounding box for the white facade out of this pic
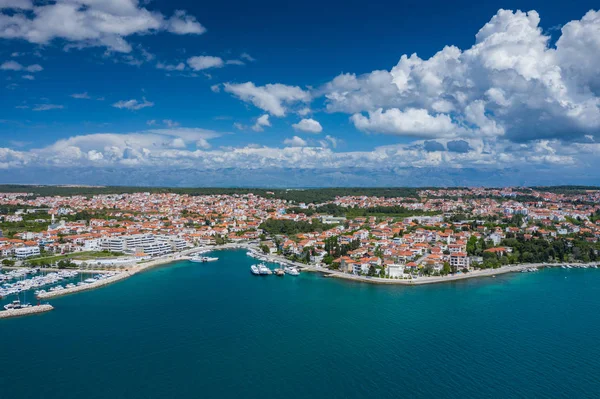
[387,264,405,278]
[15,246,41,259]
[140,241,172,257]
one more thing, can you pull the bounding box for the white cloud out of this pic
[351,108,460,138]
[163,119,180,128]
[21,74,34,80]
[223,82,311,117]
[0,129,595,176]
[319,9,600,143]
[187,56,224,71]
[252,114,271,132]
[0,1,205,53]
[71,92,91,99]
[166,10,206,35]
[292,118,322,133]
[226,59,245,66]
[210,84,221,93]
[240,52,256,62]
[32,104,64,111]
[0,60,42,72]
[283,136,307,147]
[156,62,186,71]
[112,98,154,111]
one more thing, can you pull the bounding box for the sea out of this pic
[1,249,600,398]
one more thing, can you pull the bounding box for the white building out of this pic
[15,246,40,259]
[139,241,172,257]
[387,263,405,278]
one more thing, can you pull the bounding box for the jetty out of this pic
[0,304,54,319]
[37,272,132,299]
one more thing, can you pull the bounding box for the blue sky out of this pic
[0,0,599,187]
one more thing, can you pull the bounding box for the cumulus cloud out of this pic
[187,56,224,71]
[223,82,311,117]
[166,10,206,35]
[351,108,460,138]
[292,118,323,133]
[252,114,271,132]
[321,9,600,144]
[0,133,590,173]
[283,136,308,147]
[112,98,154,111]
[0,1,205,53]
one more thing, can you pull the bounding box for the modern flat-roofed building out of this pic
[15,246,41,259]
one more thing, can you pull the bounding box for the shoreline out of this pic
[3,243,599,319]
[236,246,600,285]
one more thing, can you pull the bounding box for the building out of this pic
[14,246,41,259]
[450,252,469,270]
[387,263,405,278]
[139,241,172,257]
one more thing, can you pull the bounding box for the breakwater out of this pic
[37,272,132,299]
[0,304,54,319]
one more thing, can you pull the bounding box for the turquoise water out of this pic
[2,249,600,398]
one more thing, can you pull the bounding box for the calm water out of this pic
[2,249,600,398]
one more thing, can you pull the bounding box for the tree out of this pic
[1,259,15,267]
[260,244,270,254]
[441,262,452,276]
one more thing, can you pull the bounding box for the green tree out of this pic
[441,262,452,276]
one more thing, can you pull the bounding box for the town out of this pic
[1,186,599,283]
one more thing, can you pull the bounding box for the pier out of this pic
[0,304,54,319]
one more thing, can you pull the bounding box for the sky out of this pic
[0,0,599,187]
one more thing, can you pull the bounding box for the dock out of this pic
[0,304,54,319]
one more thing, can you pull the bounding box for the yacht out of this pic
[258,263,272,275]
[3,299,32,311]
[250,265,260,275]
[190,256,219,263]
[284,267,300,276]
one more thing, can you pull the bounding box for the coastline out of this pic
[236,246,599,285]
[3,243,598,320]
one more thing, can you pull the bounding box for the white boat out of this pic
[250,265,260,275]
[3,299,31,311]
[284,267,300,276]
[190,256,219,263]
[258,263,272,275]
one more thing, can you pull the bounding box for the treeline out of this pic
[259,218,329,235]
[287,203,439,218]
[345,206,440,218]
[479,236,600,268]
